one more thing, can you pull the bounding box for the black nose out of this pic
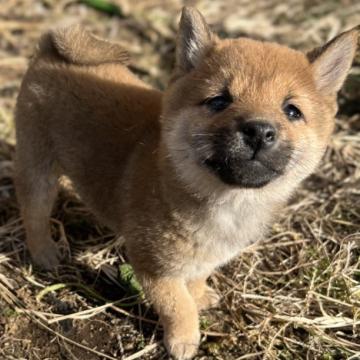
[238,121,277,152]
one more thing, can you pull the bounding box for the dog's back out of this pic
[15,26,162,267]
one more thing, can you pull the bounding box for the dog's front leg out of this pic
[143,276,200,360]
[187,277,220,311]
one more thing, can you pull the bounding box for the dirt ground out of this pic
[0,0,360,359]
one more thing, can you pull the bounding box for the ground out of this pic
[0,0,360,359]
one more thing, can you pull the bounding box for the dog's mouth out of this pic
[194,127,292,188]
[204,156,283,188]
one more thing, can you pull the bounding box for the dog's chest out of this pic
[182,197,272,278]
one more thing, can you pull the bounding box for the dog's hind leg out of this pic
[15,130,62,269]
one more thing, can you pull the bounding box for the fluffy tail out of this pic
[37,24,130,66]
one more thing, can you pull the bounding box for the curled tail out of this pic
[37,24,130,66]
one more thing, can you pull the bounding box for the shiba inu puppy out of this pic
[15,6,358,359]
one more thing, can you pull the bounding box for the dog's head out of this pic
[162,7,358,199]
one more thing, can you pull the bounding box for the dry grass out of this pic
[0,0,360,359]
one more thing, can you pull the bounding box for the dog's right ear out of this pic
[307,27,358,96]
[176,7,216,73]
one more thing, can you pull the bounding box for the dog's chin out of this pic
[204,158,282,188]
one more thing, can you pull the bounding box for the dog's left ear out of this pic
[176,7,216,73]
[307,28,359,95]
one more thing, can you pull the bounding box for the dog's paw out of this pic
[196,285,220,311]
[164,330,200,360]
[30,240,61,270]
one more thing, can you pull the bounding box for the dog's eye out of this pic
[203,92,232,112]
[283,104,303,121]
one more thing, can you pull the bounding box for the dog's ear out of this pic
[176,7,216,73]
[307,27,358,95]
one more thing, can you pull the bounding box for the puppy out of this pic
[15,7,358,360]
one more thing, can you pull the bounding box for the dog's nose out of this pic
[238,121,277,152]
